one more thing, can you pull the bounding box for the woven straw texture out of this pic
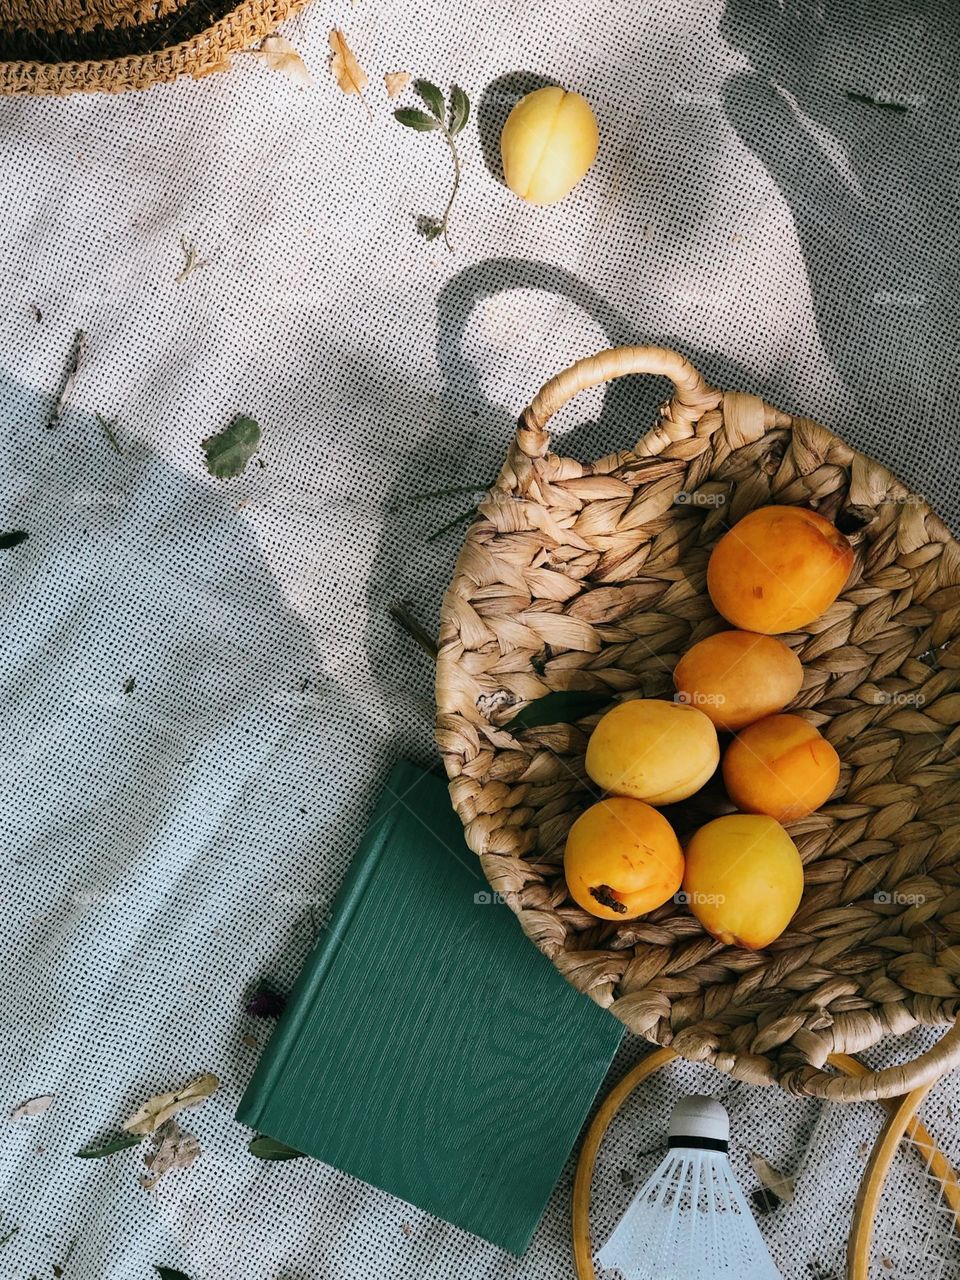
[437,344,960,1102]
[0,0,310,95]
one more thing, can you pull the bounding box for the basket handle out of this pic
[519,345,721,453]
[787,1019,960,1101]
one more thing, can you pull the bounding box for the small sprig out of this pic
[394,80,470,251]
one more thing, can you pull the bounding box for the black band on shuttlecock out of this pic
[668,1135,729,1152]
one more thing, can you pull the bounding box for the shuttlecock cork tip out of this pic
[668,1095,729,1147]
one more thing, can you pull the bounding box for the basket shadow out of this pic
[719,0,960,527]
[365,255,767,735]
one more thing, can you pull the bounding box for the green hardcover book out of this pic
[236,760,623,1255]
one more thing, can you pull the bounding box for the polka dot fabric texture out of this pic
[0,1,957,1278]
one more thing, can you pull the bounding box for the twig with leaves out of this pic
[395,81,470,251]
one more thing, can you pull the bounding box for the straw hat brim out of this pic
[0,0,311,94]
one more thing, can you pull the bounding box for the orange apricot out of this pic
[673,630,803,731]
[706,505,854,633]
[722,713,841,822]
[682,813,804,949]
[585,698,720,805]
[564,797,684,920]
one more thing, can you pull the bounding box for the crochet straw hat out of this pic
[0,0,310,94]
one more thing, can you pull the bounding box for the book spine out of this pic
[234,771,403,1129]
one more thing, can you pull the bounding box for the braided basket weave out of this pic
[436,345,960,1102]
[0,0,309,94]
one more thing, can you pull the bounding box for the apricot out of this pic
[564,797,684,920]
[706,505,853,633]
[585,698,719,805]
[500,86,599,205]
[682,814,803,949]
[722,713,840,822]
[673,630,803,731]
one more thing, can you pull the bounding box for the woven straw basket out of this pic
[0,0,308,94]
[436,345,960,1102]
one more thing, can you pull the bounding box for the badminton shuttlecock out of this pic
[597,1095,782,1280]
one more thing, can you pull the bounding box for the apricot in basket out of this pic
[707,505,854,634]
[564,796,684,920]
[585,698,719,805]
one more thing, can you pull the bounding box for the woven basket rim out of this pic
[0,0,309,94]
[436,343,960,1103]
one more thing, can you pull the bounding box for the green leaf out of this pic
[416,217,443,242]
[200,415,261,480]
[413,79,444,120]
[0,530,28,549]
[75,1132,142,1159]
[505,689,612,731]
[248,1134,305,1161]
[394,107,440,132]
[0,1225,19,1248]
[448,84,470,136]
[154,1268,192,1280]
[96,413,122,456]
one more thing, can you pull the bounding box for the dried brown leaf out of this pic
[384,71,411,99]
[750,1152,795,1203]
[191,57,231,80]
[328,28,368,97]
[261,36,315,88]
[123,1074,218,1136]
[140,1120,201,1191]
[8,1094,54,1120]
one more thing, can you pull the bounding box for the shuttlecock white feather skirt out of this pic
[597,1099,782,1280]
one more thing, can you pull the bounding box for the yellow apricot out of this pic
[564,797,684,920]
[682,814,803,949]
[722,713,840,822]
[585,698,719,805]
[673,630,803,731]
[500,86,599,205]
[707,505,854,634]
